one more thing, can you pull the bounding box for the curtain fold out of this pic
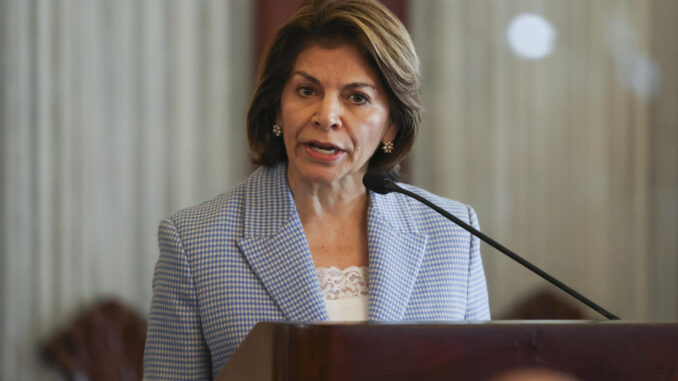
[1,0,254,379]
[410,0,677,321]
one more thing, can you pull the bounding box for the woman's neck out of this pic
[287,167,370,269]
[287,167,368,221]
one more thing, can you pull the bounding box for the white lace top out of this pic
[316,266,368,321]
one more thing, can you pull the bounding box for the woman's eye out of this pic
[349,93,369,104]
[297,86,315,97]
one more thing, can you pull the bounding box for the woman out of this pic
[144,0,490,379]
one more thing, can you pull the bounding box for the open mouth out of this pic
[307,142,342,155]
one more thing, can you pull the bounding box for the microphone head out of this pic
[362,171,394,194]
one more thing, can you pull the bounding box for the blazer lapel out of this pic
[367,191,428,320]
[236,165,328,321]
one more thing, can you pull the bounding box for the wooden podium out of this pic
[216,321,678,381]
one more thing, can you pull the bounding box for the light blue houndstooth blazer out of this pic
[143,164,490,380]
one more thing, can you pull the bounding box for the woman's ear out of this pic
[383,121,398,143]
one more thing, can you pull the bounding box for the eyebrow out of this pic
[291,70,377,91]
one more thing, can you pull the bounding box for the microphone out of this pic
[362,171,400,194]
[363,171,620,321]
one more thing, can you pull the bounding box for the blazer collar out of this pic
[236,164,329,321]
[367,190,428,320]
[236,164,428,322]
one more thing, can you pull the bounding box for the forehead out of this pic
[290,44,381,84]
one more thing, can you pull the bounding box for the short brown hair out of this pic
[247,0,422,175]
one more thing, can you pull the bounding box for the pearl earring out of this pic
[381,141,394,154]
[272,123,282,137]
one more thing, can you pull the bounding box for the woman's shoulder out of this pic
[162,165,286,235]
[371,181,478,238]
[163,181,248,234]
[394,182,474,221]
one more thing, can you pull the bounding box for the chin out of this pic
[303,170,344,185]
[294,164,352,185]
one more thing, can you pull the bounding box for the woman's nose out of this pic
[313,95,342,130]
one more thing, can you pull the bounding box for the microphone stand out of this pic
[379,179,620,321]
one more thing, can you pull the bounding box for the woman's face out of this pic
[278,44,396,187]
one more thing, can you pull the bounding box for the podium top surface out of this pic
[218,321,678,381]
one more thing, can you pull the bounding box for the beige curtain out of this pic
[2,0,677,379]
[410,0,678,321]
[0,0,254,379]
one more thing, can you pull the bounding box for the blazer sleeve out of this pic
[143,218,211,380]
[464,205,491,320]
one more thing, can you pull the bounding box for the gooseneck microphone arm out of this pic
[363,172,620,321]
